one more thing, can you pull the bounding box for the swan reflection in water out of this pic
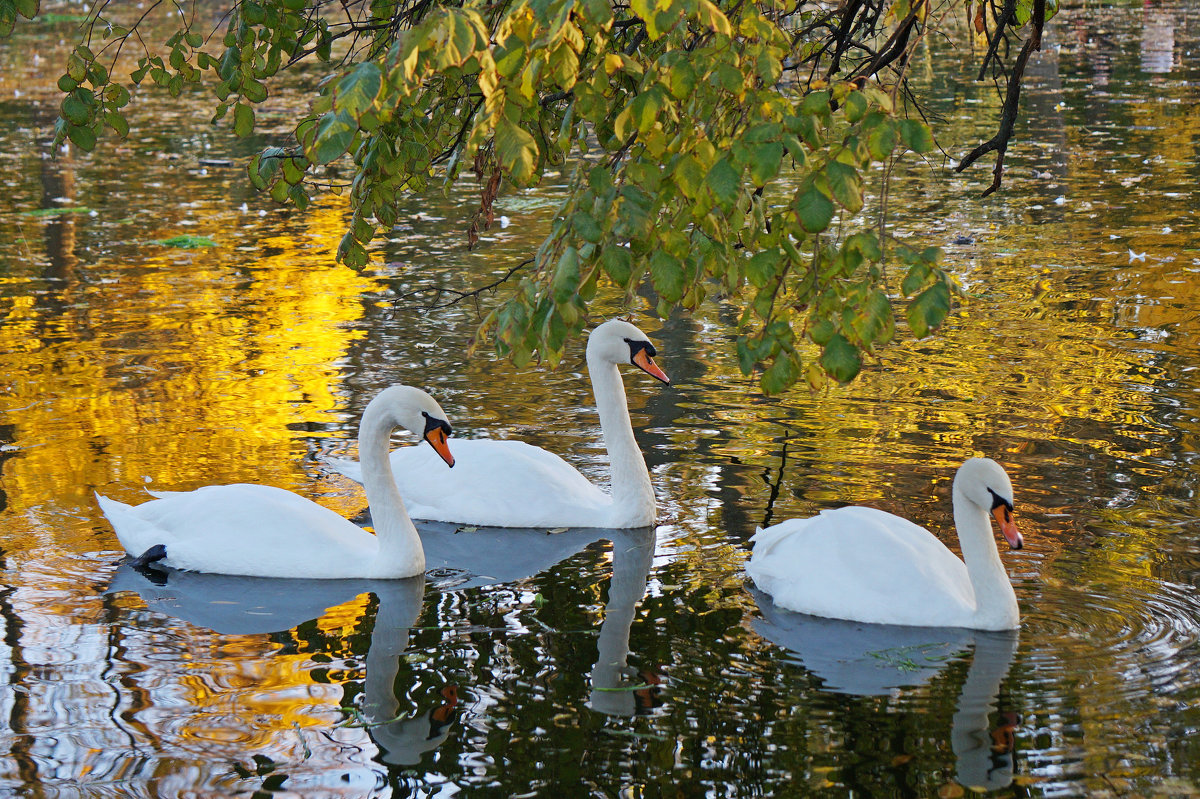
[418,522,664,714]
[752,589,1020,791]
[107,522,664,763]
[106,564,459,767]
[586,527,663,716]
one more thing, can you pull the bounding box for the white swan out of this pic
[747,457,1024,630]
[96,385,455,579]
[326,319,670,528]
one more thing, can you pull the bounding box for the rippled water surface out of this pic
[2,2,1200,796]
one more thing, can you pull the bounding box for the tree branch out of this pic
[954,0,1045,196]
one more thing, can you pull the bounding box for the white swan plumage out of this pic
[326,319,669,528]
[96,385,455,579]
[747,457,1024,631]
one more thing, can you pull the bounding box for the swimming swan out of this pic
[96,385,455,579]
[747,457,1024,630]
[326,319,670,528]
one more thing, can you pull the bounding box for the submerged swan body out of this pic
[327,319,670,528]
[97,385,455,579]
[747,457,1024,630]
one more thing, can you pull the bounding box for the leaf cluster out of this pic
[14,0,1048,392]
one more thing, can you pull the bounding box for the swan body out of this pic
[326,319,670,528]
[97,385,455,579]
[747,457,1024,631]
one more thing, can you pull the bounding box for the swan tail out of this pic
[323,456,365,484]
[96,492,166,557]
[748,520,805,559]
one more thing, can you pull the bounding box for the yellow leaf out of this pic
[696,0,732,35]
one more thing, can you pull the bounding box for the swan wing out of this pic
[98,485,379,578]
[748,506,977,627]
[336,440,617,528]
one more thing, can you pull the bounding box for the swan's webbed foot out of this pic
[130,543,168,568]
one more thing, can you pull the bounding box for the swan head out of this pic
[370,385,456,468]
[586,319,670,384]
[953,457,1022,549]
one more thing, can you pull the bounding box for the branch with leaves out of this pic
[4,0,1055,393]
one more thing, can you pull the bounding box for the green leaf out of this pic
[61,94,90,126]
[820,333,862,383]
[901,262,932,295]
[748,142,783,185]
[552,247,581,302]
[649,250,686,302]
[898,119,934,153]
[440,11,479,68]
[66,123,96,150]
[851,289,894,347]
[825,160,862,212]
[706,157,740,210]
[335,61,381,119]
[104,111,129,138]
[572,211,603,243]
[243,79,268,103]
[843,90,868,122]
[306,110,356,165]
[864,113,896,160]
[801,90,831,117]
[673,154,705,199]
[628,90,662,135]
[14,0,36,19]
[793,183,833,233]
[695,0,732,35]
[746,249,778,288]
[761,350,800,395]
[809,318,836,345]
[495,114,537,182]
[602,246,633,287]
[906,282,951,338]
[844,231,882,261]
[233,102,255,137]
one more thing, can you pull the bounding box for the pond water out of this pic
[2,2,1200,796]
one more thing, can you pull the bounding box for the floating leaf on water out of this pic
[20,206,92,217]
[937,783,964,799]
[546,527,568,535]
[456,525,478,533]
[155,235,217,248]
[593,683,653,692]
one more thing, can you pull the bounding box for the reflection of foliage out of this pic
[7,0,1050,391]
[231,754,291,794]
[866,643,970,673]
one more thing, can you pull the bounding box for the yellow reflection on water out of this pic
[0,199,374,544]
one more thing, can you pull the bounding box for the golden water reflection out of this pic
[1,1,1200,796]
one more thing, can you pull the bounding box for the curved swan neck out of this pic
[952,485,1018,628]
[359,402,425,575]
[587,355,654,514]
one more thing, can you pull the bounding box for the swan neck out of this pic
[589,531,655,715]
[950,633,1018,789]
[588,356,654,514]
[952,485,1018,629]
[359,403,425,575]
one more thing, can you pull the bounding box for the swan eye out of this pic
[987,487,1013,514]
[421,411,452,437]
[625,338,658,360]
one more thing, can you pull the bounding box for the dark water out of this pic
[2,2,1200,796]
